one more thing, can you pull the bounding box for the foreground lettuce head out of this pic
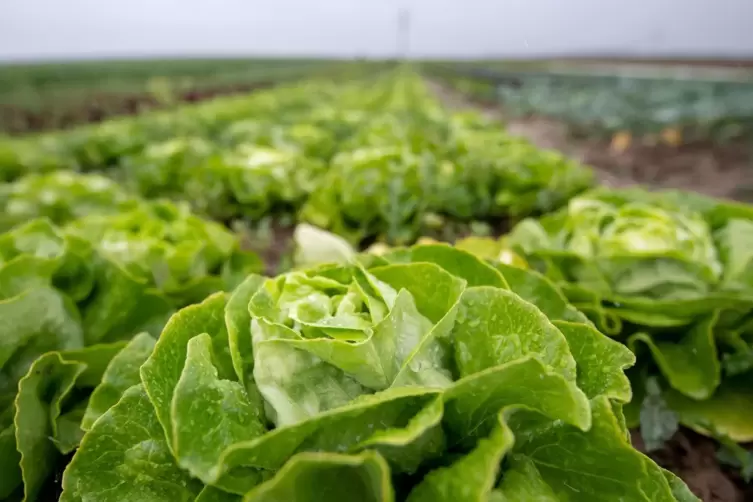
[60,243,695,501]
[0,203,261,500]
[507,187,753,446]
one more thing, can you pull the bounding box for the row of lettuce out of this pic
[0,176,267,500]
[1,193,701,499]
[505,188,753,456]
[0,71,593,244]
[305,183,753,459]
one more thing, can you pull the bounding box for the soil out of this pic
[0,81,276,135]
[632,429,753,502]
[429,81,753,202]
[234,219,296,276]
[550,58,753,68]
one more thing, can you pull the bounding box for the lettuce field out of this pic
[0,66,751,501]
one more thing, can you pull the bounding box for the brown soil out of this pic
[235,219,296,276]
[553,57,753,68]
[632,429,753,502]
[429,81,753,201]
[0,81,275,135]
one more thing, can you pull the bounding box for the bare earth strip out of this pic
[428,80,753,201]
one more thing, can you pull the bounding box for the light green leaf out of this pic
[281,290,434,389]
[629,313,720,399]
[0,254,59,300]
[390,299,458,390]
[293,224,356,267]
[60,385,202,502]
[60,340,129,388]
[251,318,366,426]
[368,262,466,323]
[52,400,89,454]
[442,357,591,449]
[82,259,173,344]
[716,218,753,293]
[494,262,588,324]
[171,333,266,485]
[81,333,156,430]
[662,469,701,502]
[451,287,577,381]
[0,287,83,382]
[505,397,680,502]
[243,451,394,502]
[141,293,230,451]
[215,388,439,485]
[226,274,266,389]
[407,244,508,288]
[15,352,86,502]
[665,372,753,442]
[493,456,559,501]
[553,320,634,402]
[454,236,503,260]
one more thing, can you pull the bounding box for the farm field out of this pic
[428,64,753,201]
[0,64,752,501]
[0,58,364,134]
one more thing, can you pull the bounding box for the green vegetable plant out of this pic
[506,187,753,447]
[0,198,261,499]
[2,72,594,247]
[0,171,141,231]
[59,241,695,501]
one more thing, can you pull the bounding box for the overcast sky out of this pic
[1,0,751,61]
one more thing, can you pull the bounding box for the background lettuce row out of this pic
[0,197,261,500]
[506,187,753,446]
[0,74,593,245]
[60,243,696,501]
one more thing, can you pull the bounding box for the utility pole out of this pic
[397,7,411,60]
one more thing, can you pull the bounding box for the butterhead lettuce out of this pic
[0,195,262,499]
[507,187,753,447]
[60,243,695,501]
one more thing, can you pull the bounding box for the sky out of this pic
[1,0,752,61]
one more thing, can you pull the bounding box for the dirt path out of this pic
[429,80,753,200]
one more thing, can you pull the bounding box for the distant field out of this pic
[0,57,347,133]
[441,56,753,67]
[0,58,326,87]
[430,57,753,84]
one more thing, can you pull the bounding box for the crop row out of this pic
[1,68,751,501]
[1,70,593,245]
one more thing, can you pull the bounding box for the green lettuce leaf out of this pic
[406,410,514,502]
[171,333,266,483]
[629,314,720,400]
[81,333,156,430]
[244,451,393,502]
[499,397,689,502]
[140,293,231,451]
[60,385,203,502]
